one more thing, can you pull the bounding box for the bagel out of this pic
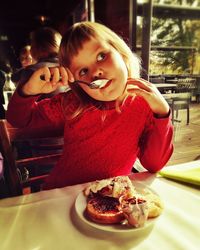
[86,196,125,224]
[144,192,164,218]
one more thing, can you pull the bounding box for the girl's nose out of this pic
[92,68,103,80]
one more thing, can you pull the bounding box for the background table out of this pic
[0,161,200,250]
[154,83,177,93]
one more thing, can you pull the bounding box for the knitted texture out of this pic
[7,91,173,189]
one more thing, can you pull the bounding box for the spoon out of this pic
[74,79,109,89]
[40,75,109,89]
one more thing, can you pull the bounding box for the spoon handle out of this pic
[74,80,98,89]
[40,75,98,89]
[40,75,89,85]
[73,80,90,85]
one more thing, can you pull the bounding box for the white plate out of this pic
[75,181,160,233]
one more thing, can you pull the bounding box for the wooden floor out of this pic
[166,102,200,166]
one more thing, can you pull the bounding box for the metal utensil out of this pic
[40,75,109,89]
[74,79,109,89]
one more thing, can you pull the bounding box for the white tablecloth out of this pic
[0,161,200,250]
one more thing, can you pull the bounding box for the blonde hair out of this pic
[59,21,141,118]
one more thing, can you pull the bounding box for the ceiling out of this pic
[0,0,82,68]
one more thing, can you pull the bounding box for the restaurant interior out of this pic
[0,1,200,249]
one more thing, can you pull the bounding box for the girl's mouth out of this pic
[100,80,112,89]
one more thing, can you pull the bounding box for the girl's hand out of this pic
[126,78,170,117]
[22,66,74,96]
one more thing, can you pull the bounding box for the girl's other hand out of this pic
[22,66,73,96]
[126,78,170,117]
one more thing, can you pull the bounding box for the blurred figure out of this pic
[13,27,64,98]
[20,27,62,84]
[11,45,34,84]
[19,45,33,68]
[30,27,61,64]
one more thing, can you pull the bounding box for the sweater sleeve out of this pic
[6,88,65,130]
[138,109,174,173]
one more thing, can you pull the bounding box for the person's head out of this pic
[59,21,140,103]
[19,45,33,68]
[30,27,62,61]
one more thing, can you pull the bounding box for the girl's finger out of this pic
[50,67,60,85]
[126,78,152,92]
[127,87,150,98]
[65,68,75,83]
[59,67,68,85]
[38,66,51,82]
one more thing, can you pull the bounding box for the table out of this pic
[0,161,200,250]
[154,83,177,93]
[154,83,177,88]
[166,79,179,83]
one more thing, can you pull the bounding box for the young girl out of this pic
[6,21,173,189]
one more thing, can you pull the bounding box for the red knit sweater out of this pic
[6,90,173,189]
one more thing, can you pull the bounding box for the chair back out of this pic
[149,76,165,83]
[163,77,197,125]
[176,78,197,94]
[0,119,63,197]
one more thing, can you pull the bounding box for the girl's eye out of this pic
[97,52,106,62]
[79,68,88,76]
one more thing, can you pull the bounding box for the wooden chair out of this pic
[0,119,64,197]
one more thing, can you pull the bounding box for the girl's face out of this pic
[69,37,128,101]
